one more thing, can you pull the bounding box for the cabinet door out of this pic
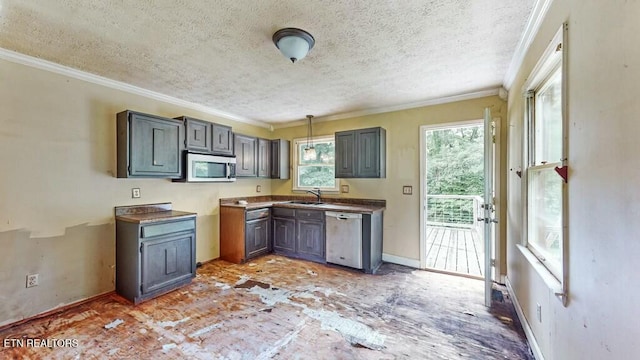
[296,220,325,261]
[234,134,257,177]
[257,138,271,178]
[356,128,381,178]
[273,217,296,253]
[212,124,233,155]
[141,232,194,294]
[335,130,356,178]
[245,218,270,259]
[270,139,290,179]
[184,118,211,152]
[126,112,183,178]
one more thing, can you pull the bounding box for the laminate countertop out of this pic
[220,199,385,214]
[114,203,196,224]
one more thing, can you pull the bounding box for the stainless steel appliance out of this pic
[325,211,363,269]
[185,152,236,182]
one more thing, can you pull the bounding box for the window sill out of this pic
[517,244,567,306]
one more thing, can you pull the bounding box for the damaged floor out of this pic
[0,255,532,359]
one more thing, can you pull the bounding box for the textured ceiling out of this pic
[0,0,534,125]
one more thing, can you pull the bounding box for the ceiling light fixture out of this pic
[303,115,316,161]
[272,28,315,63]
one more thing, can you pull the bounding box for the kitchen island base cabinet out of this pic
[116,217,196,305]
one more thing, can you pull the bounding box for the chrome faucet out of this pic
[306,188,322,203]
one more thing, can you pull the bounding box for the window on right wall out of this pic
[523,23,568,291]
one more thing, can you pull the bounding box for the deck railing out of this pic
[426,195,484,229]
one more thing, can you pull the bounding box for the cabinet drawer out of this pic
[272,207,295,218]
[296,209,324,221]
[246,208,270,221]
[141,219,195,238]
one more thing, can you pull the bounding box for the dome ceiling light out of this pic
[272,28,315,63]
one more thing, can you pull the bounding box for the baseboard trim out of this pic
[505,277,545,360]
[0,291,115,332]
[382,253,420,268]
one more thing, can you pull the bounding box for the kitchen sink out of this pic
[287,200,324,205]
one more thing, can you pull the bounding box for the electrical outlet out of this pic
[536,303,542,322]
[341,185,350,193]
[26,274,39,288]
[132,188,141,198]
[256,185,262,193]
[402,185,413,195]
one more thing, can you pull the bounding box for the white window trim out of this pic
[521,23,569,306]
[292,135,340,192]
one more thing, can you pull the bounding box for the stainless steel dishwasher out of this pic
[325,211,363,269]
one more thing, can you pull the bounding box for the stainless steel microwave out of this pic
[185,152,236,182]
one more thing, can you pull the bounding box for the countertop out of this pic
[114,202,197,224]
[220,198,385,214]
[115,210,197,224]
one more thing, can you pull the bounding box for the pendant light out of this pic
[303,115,316,161]
[272,28,315,63]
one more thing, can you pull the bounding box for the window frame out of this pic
[521,23,568,305]
[292,134,340,192]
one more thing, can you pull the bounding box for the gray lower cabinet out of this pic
[117,110,184,178]
[335,127,386,178]
[296,219,325,262]
[273,217,296,252]
[116,217,196,304]
[362,211,384,274]
[245,211,271,259]
[272,208,325,263]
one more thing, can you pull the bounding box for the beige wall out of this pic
[273,96,508,265]
[0,59,272,326]
[506,1,640,359]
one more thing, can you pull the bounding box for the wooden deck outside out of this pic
[425,225,484,277]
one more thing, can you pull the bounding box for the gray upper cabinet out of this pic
[234,133,257,177]
[257,138,271,178]
[212,123,233,155]
[182,117,211,153]
[176,116,233,156]
[335,131,357,178]
[335,127,386,178]
[117,110,184,178]
[270,139,290,179]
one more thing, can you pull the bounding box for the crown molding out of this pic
[0,47,271,129]
[272,88,501,129]
[503,0,554,90]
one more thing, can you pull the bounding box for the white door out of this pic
[482,108,496,307]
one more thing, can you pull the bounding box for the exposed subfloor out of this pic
[0,255,532,359]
